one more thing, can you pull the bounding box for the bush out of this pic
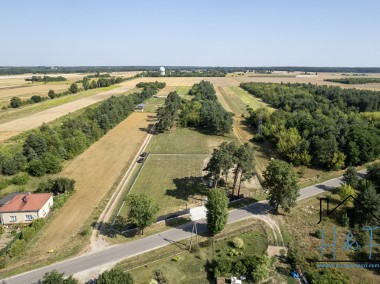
[69,83,79,94]
[31,218,45,231]
[30,95,42,103]
[232,237,244,249]
[97,268,135,284]
[48,90,56,99]
[154,269,169,284]
[213,258,232,277]
[21,227,36,242]
[11,173,29,185]
[314,229,322,239]
[10,97,22,108]
[52,193,70,210]
[0,225,5,236]
[200,239,213,247]
[9,239,27,257]
[28,159,46,176]
[79,227,90,236]
[0,179,11,190]
[42,153,63,174]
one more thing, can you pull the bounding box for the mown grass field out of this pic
[147,127,237,155]
[123,154,208,216]
[119,219,270,284]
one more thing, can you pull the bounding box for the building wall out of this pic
[37,196,53,218]
[0,195,53,225]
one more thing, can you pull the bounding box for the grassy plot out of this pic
[229,86,274,111]
[147,128,237,155]
[141,97,165,113]
[121,219,269,284]
[121,154,208,217]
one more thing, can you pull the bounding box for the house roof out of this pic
[0,192,19,207]
[0,193,53,213]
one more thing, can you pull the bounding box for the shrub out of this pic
[200,239,213,247]
[97,268,135,284]
[30,95,42,103]
[0,179,11,190]
[42,153,63,174]
[28,159,46,176]
[154,269,169,284]
[10,97,22,108]
[9,239,27,257]
[52,193,70,210]
[31,218,45,231]
[79,227,90,236]
[0,225,5,236]
[232,237,244,249]
[314,229,322,239]
[48,90,56,99]
[21,227,36,242]
[213,258,232,277]
[11,173,29,185]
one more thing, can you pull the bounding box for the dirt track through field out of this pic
[12,112,153,266]
[0,83,135,141]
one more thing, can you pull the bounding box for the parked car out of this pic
[140,152,147,157]
[137,157,145,163]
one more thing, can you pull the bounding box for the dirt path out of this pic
[4,113,153,271]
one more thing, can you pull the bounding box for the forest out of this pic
[0,82,165,177]
[137,69,226,77]
[324,77,380,85]
[241,82,380,170]
[157,81,232,135]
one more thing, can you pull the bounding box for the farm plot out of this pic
[119,154,208,217]
[4,112,153,269]
[0,83,137,141]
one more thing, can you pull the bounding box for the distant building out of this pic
[0,193,53,225]
[159,66,165,76]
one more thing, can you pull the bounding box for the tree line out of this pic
[8,75,126,109]
[242,82,380,170]
[25,75,67,83]
[137,69,226,77]
[0,82,165,178]
[156,81,232,135]
[325,77,380,85]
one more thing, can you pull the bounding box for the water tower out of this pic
[159,66,165,76]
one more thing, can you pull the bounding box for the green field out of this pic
[123,154,208,216]
[123,221,269,284]
[228,86,274,111]
[174,86,191,95]
[147,128,237,154]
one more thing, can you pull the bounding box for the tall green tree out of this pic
[97,268,135,284]
[343,166,359,188]
[263,160,299,212]
[231,143,254,197]
[125,193,159,235]
[205,188,228,235]
[69,83,79,94]
[356,185,380,225]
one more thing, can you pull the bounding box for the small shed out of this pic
[134,104,145,112]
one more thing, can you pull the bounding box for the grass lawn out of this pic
[174,86,191,95]
[119,219,270,284]
[147,127,237,155]
[142,97,165,113]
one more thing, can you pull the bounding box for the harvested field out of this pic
[7,112,153,268]
[0,83,137,141]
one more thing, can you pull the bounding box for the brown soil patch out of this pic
[9,112,153,266]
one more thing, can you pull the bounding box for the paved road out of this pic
[2,171,365,284]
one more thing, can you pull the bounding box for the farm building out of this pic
[134,103,145,112]
[0,193,53,225]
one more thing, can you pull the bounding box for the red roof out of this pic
[0,193,52,213]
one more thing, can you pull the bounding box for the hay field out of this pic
[6,112,153,269]
[0,83,137,141]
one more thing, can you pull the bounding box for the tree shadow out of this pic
[165,176,209,202]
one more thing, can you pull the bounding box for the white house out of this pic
[0,193,53,225]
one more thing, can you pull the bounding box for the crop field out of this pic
[2,112,154,271]
[0,83,138,141]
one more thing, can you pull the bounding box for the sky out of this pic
[1,0,379,67]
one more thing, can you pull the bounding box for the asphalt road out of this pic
[3,171,366,284]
